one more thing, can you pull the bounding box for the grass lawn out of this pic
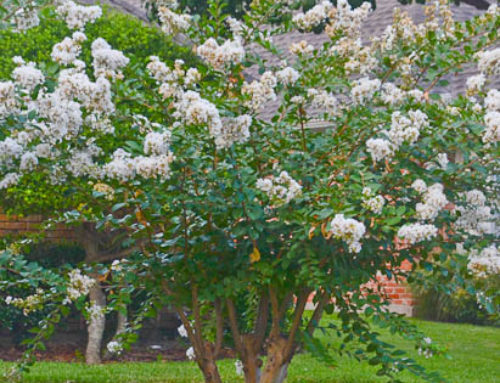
[1,318,498,383]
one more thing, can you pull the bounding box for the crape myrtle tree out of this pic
[0,0,150,365]
[0,0,499,382]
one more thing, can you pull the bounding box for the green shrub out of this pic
[414,274,500,326]
[0,6,196,80]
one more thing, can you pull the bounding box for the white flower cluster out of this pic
[483,111,499,143]
[380,83,406,106]
[397,223,438,244]
[13,6,40,32]
[455,189,494,236]
[147,57,200,99]
[103,147,174,181]
[107,340,124,355]
[485,89,500,112]
[144,131,171,155]
[476,48,500,76]
[256,171,302,206]
[177,324,188,338]
[5,288,45,316]
[329,214,366,253]
[365,138,393,162]
[468,245,499,276]
[0,81,18,118]
[186,346,196,360]
[66,269,95,302]
[11,57,45,92]
[415,183,448,221]
[51,31,87,65]
[466,74,486,95]
[158,6,191,35]
[242,71,277,110]
[482,87,500,143]
[411,179,427,194]
[56,0,102,30]
[173,90,222,136]
[197,38,244,71]
[388,110,428,146]
[0,137,23,165]
[362,187,385,214]
[293,1,333,30]
[91,38,130,80]
[276,67,300,86]
[289,40,314,56]
[308,89,339,116]
[0,173,21,189]
[366,110,429,163]
[215,115,252,149]
[325,0,372,39]
[351,77,381,105]
[418,337,434,359]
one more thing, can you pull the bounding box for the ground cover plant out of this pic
[0,1,499,383]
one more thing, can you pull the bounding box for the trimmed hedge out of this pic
[0,5,196,79]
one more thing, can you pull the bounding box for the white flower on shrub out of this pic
[107,341,123,355]
[186,346,196,361]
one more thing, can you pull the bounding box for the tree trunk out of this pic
[258,337,289,383]
[197,342,223,383]
[116,307,128,335]
[85,284,106,364]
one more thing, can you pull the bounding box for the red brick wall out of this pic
[0,214,75,241]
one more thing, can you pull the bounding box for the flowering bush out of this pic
[0,0,499,383]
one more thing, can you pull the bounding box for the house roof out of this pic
[247,0,498,121]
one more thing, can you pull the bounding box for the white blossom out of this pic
[197,38,244,71]
[289,40,314,56]
[484,89,500,112]
[66,269,95,302]
[469,246,499,276]
[351,77,380,105]
[13,7,40,31]
[186,346,196,361]
[56,0,102,30]
[397,223,438,244]
[0,173,21,189]
[12,61,45,92]
[51,32,87,65]
[476,48,500,75]
[256,171,302,206]
[466,74,485,95]
[276,67,300,86]
[242,71,277,110]
[411,179,427,194]
[215,115,252,149]
[329,214,366,253]
[366,138,393,162]
[483,111,499,143]
[293,1,333,30]
[144,131,171,155]
[91,38,130,79]
[178,324,188,338]
[107,341,123,355]
[158,6,191,35]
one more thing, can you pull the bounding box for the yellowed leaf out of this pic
[250,246,261,263]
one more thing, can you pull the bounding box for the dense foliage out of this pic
[0,1,498,383]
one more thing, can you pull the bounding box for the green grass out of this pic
[1,318,499,383]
